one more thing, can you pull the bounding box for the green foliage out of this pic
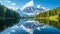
[35,7,60,29]
[0,4,20,32]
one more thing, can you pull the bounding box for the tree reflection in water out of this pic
[36,19,60,29]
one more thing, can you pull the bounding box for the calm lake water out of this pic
[0,18,60,34]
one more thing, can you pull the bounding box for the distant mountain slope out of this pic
[35,7,60,20]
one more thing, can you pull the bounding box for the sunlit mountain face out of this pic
[16,1,49,17]
[18,6,49,17]
[17,6,44,17]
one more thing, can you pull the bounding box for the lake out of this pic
[0,18,60,34]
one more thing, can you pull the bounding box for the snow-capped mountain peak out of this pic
[21,0,34,10]
[17,0,49,17]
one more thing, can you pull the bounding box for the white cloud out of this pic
[11,2,16,6]
[7,6,18,10]
[0,1,2,3]
[37,5,41,8]
[41,7,45,9]
[7,1,11,3]
[5,0,11,3]
[21,0,34,10]
[4,0,17,10]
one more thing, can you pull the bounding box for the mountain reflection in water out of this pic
[0,18,60,34]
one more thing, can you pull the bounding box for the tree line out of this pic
[35,7,60,18]
[0,4,20,32]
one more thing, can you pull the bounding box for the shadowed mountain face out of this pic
[22,6,44,13]
[17,6,48,17]
[0,4,20,32]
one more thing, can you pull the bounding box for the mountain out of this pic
[16,6,49,17]
[16,0,49,17]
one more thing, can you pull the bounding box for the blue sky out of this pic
[0,0,60,10]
